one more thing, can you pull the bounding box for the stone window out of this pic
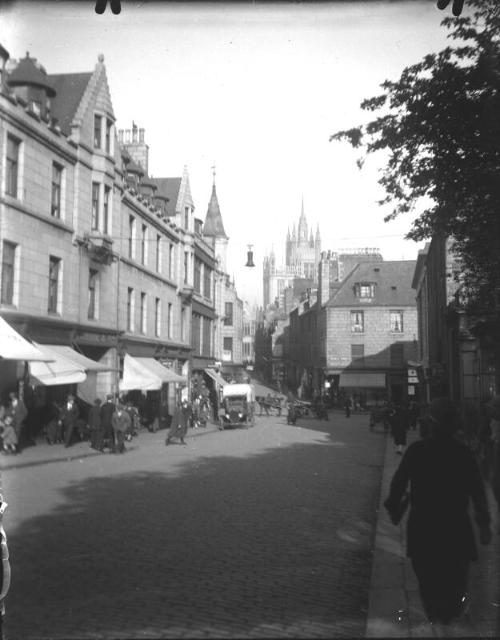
[141,225,147,266]
[224,302,234,326]
[1,241,17,305]
[390,310,404,333]
[155,297,161,338]
[351,343,364,362]
[91,182,100,230]
[128,216,135,259]
[127,287,134,332]
[94,114,102,149]
[223,336,233,361]
[350,310,364,333]
[140,292,147,334]
[204,267,211,299]
[51,163,63,218]
[103,186,111,234]
[88,269,98,320]
[6,135,20,198]
[48,256,61,313]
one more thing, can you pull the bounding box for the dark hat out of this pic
[106,393,113,400]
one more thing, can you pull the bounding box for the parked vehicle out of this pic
[219,383,255,430]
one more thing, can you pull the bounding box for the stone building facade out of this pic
[0,47,242,428]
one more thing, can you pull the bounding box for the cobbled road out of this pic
[2,410,385,639]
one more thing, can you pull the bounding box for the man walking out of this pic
[61,394,79,448]
[7,392,27,451]
[111,403,131,454]
[100,394,115,452]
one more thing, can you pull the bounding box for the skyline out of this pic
[1,0,454,305]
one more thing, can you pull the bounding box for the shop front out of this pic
[338,371,387,408]
[119,354,187,430]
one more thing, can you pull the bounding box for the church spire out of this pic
[298,195,308,243]
[203,169,227,239]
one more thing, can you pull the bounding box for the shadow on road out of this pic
[5,419,386,639]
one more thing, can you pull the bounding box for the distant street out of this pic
[2,411,385,639]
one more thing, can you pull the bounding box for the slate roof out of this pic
[48,72,92,135]
[203,184,227,238]
[327,260,417,307]
[150,178,182,217]
[8,54,56,96]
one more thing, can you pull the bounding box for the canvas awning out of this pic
[339,372,386,388]
[29,343,87,386]
[204,368,227,388]
[44,345,114,372]
[0,316,51,361]
[119,354,186,392]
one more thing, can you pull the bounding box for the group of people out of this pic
[0,392,27,454]
[44,393,141,454]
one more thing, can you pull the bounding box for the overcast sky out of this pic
[1,0,454,305]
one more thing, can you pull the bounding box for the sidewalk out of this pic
[366,428,500,638]
[0,421,220,472]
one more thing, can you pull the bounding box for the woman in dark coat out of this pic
[384,397,492,625]
[165,400,191,445]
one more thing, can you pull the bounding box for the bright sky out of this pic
[1,0,453,305]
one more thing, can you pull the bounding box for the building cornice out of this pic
[0,195,74,234]
[1,100,77,164]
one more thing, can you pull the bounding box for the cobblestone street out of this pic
[2,410,385,639]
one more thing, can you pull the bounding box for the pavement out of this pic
[1,414,499,638]
[0,420,221,472]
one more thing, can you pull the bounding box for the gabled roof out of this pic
[327,260,417,307]
[203,183,227,238]
[48,72,92,135]
[151,178,182,217]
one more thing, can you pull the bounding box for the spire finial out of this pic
[211,163,216,186]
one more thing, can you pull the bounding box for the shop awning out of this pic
[204,368,227,388]
[339,372,386,388]
[29,343,87,386]
[44,345,114,372]
[0,317,51,361]
[120,354,186,392]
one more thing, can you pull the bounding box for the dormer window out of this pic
[29,100,41,116]
[355,282,375,299]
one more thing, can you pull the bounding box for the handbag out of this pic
[384,491,410,525]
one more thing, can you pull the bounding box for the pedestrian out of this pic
[389,403,409,455]
[487,396,500,522]
[1,415,18,454]
[384,396,492,626]
[88,398,103,451]
[344,397,351,418]
[100,394,115,452]
[165,399,190,445]
[111,403,131,454]
[61,394,79,448]
[7,392,27,451]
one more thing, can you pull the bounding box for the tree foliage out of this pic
[331,0,500,311]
